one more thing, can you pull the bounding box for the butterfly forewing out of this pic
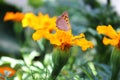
[56,11,71,31]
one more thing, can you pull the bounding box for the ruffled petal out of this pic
[73,37,93,51]
[103,37,119,46]
[32,30,44,40]
[97,25,117,39]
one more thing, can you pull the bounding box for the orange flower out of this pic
[0,66,16,77]
[97,25,120,48]
[4,12,24,22]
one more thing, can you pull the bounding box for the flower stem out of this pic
[110,47,120,80]
[49,65,63,80]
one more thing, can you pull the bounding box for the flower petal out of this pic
[103,37,119,46]
[73,35,93,51]
[4,12,24,22]
[97,25,117,39]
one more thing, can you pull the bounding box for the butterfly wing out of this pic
[56,11,71,31]
[56,16,69,31]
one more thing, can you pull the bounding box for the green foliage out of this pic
[28,0,44,8]
[0,0,120,80]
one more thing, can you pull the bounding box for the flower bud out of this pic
[49,47,70,80]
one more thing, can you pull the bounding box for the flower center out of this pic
[116,40,120,49]
[61,43,71,50]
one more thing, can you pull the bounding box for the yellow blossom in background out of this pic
[22,12,57,31]
[97,25,120,47]
[4,12,24,22]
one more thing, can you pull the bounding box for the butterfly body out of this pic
[56,11,71,31]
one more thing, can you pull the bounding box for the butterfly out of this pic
[56,11,71,31]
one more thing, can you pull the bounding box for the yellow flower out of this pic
[22,12,57,42]
[49,30,73,50]
[97,25,120,47]
[23,12,93,51]
[4,12,24,22]
[22,12,57,31]
[33,29,93,51]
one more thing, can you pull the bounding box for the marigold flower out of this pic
[29,12,93,51]
[22,12,57,31]
[4,12,24,22]
[22,12,93,51]
[0,66,16,77]
[97,25,120,48]
[50,30,93,51]
[33,29,93,51]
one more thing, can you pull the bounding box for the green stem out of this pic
[69,56,76,70]
[80,67,93,80]
[49,65,63,80]
[111,65,119,80]
[110,47,120,80]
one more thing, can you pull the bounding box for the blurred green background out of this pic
[0,0,120,80]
